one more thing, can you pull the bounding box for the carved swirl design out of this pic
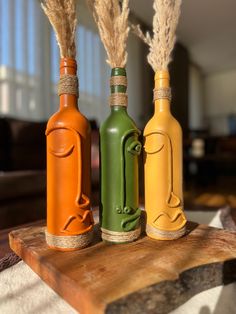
[121,207,142,232]
[153,209,185,225]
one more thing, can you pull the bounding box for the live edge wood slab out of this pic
[9,214,236,314]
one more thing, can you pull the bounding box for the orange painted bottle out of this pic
[45,58,94,251]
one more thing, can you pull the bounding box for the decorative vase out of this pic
[45,58,94,250]
[144,71,187,240]
[100,67,142,243]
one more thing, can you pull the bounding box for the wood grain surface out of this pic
[0,220,44,259]
[9,214,236,314]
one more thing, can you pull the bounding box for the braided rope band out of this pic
[58,74,79,97]
[0,252,21,272]
[146,224,186,240]
[110,93,128,107]
[153,87,172,102]
[110,75,127,86]
[101,227,141,243]
[45,229,93,250]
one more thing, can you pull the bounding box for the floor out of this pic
[184,176,236,210]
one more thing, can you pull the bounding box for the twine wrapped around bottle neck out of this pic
[110,75,127,86]
[58,74,79,97]
[110,93,128,107]
[153,70,171,102]
[153,87,172,102]
[110,73,128,107]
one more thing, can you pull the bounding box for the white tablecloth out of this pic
[0,261,76,314]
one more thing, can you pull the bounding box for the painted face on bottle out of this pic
[116,130,142,232]
[48,128,75,159]
[144,132,165,155]
[144,131,186,230]
[47,127,92,235]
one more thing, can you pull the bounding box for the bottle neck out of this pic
[154,70,171,113]
[59,95,77,110]
[59,58,78,110]
[110,67,128,108]
[111,105,127,113]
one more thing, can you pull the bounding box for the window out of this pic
[0,0,110,124]
[50,24,110,124]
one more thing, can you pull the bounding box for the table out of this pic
[0,220,43,259]
[8,211,236,314]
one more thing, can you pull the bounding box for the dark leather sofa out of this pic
[0,118,47,229]
[0,118,99,229]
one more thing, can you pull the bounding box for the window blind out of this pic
[0,0,110,124]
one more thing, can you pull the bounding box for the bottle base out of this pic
[101,227,141,243]
[45,228,93,251]
[146,224,186,240]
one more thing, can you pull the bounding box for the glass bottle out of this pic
[45,58,94,250]
[144,70,187,240]
[100,67,142,243]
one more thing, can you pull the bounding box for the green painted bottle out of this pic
[100,67,142,243]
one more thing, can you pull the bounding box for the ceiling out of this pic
[130,0,236,75]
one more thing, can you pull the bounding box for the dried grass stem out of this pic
[41,0,77,58]
[88,0,130,68]
[132,0,182,72]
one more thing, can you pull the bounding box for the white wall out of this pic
[204,69,236,135]
[188,65,236,136]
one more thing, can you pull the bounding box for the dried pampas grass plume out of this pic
[41,0,77,58]
[87,0,130,68]
[133,0,182,72]
[131,24,152,47]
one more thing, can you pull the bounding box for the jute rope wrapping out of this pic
[101,226,141,243]
[110,94,128,106]
[58,74,79,97]
[153,87,172,102]
[146,224,186,240]
[0,252,21,272]
[45,229,93,250]
[110,76,127,86]
[110,75,128,107]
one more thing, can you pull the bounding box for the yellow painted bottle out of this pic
[144,70,187,240]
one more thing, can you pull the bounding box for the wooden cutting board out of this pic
[9,215,236,314]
